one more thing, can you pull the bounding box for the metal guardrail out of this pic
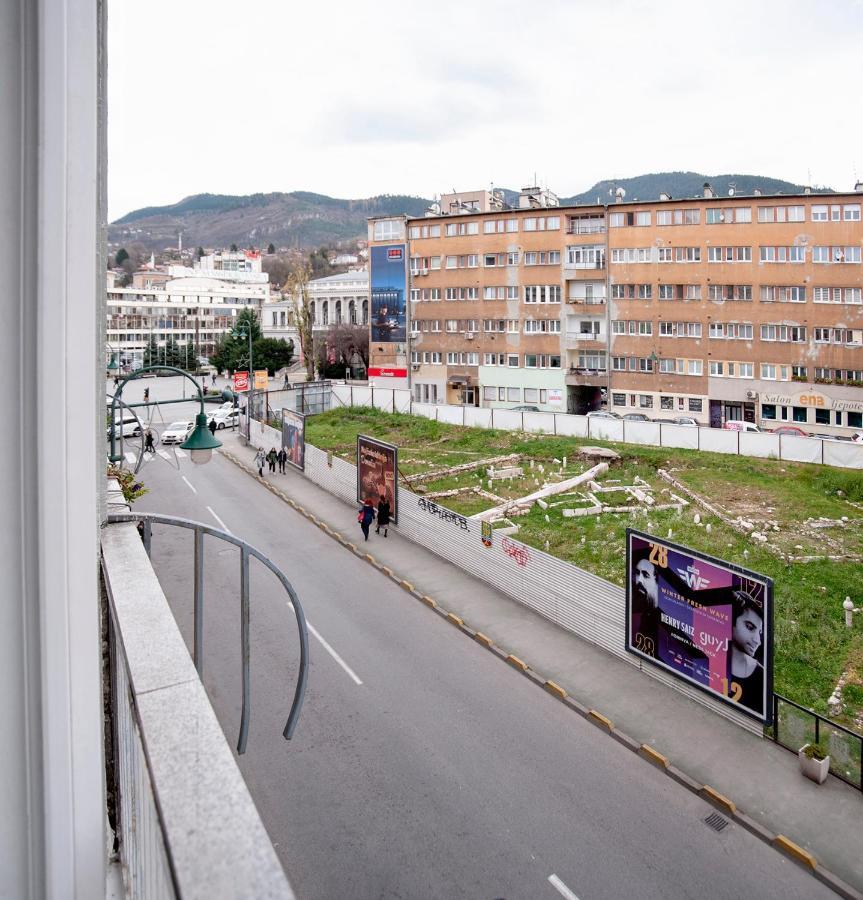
[772,693,863,790]
[107,511,309,754]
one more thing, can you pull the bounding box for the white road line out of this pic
[182,475,197,494]
[157,449,170,459]
[125,452,136,464]
[175,448,187,458]
[548,874,580,900]
[304,619,363,685]
[206,505,232,534]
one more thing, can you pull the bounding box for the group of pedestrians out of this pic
[358,495,391,542]
[255,446,288,477]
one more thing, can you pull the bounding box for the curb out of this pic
[220,446,863,900]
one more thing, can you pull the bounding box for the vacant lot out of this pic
[307,407,863,727]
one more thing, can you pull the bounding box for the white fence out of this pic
[330,384,863,470]
[244,422,760,735]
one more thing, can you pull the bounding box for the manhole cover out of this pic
[704,812,729,832]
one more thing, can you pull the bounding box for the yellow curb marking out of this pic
[544,681,567,700]
[400,580,414,591]
[638,744,669,769]
[506,654,528,672]
[381,566,394,577]
[446,612,464,627]
[587,709,614,732]
[421,596,437,608]
[700,786,736,815]
[474,632,492,648]
[773,835,817,870]
[365,554,376,564]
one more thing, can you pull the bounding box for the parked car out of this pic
[210,408,240,429]
[160,421,194,445]
[812,433,854,443]
[107,412,141,439]
[510,405,540,412]
[622,413,651,422]
[670,416,699,427]
[771,425,810,437]
[722,420,762,433]
[586,410,622,419]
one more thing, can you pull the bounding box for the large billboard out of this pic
[370,245,407,344]
[356,435,398,523]
[626,529,773,723]
[281,408,305,472]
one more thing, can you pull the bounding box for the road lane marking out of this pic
[548,874,580,900]
[157,449,170,459]
[206,506,232,534]
[182,475,197,494]
[175,448,187,458]
[125,452,136,464]
[305,619,363,685]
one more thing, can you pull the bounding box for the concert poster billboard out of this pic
[370,245,407,344]
[281,408,305,472]
[626,529,773,724]
[356,435,398,523]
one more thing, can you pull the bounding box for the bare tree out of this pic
[286,260,314,381]
[328,322,368,369]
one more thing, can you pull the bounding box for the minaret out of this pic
[178,229,183,254]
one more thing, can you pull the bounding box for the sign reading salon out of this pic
[760,390,863,413]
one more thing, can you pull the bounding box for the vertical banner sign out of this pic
[370,245,407,344]
[356,435,398,524]
[254,369,269,389]
[233,370,250,392]
[626,529,773,723]
[481,520,493,548]
[281,408,306,472]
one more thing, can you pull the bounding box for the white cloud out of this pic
[108,0,863,219]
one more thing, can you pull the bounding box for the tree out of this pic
[142,335,159,368]
[262,254,290,290]
[115,247,129,266]
[230,242,238,252]
[251,337,294,375]
[286,260,314,381]
[267,242,275,255]
[196,246,204,260]
[328,323,368,369]
[208,308,262,374]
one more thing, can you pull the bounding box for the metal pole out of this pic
[238,546,251,754]
[194,528,204,674]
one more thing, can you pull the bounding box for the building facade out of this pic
[367,185,863,434]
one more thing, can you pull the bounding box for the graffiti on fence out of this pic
[501,536,530,567]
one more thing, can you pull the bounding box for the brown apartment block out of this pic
[368,183,863,435]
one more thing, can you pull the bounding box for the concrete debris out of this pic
[406,453,522,485]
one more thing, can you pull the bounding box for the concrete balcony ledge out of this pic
[101,515,295,899]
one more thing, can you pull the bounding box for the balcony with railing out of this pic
[565,331,606,348]
[564,248,606,271]
[565,217,606,235]
[101,484,305,898]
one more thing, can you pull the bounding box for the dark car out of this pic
[510,405,540,412]
[771,425,810,437]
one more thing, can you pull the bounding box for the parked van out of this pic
[722,420,762,433]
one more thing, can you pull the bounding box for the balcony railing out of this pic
[566,296,606,306]
[566,222,606,235]
[102,501,307,898]
[564,258,606,270]
[566,332,604,342]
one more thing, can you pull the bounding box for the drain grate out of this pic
[704,812,729,832]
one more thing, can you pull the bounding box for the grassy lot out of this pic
[307,407,863,726]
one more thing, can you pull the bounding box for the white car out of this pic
[586,410,621,419]
[210,408,239,429]
[160,421,194,445]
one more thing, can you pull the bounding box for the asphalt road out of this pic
[134,444,835,900]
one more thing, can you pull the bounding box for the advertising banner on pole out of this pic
[233,371,250,392]
[281,408,306,472]
[626,529,773,723]
[356,435,398,523]
[254,369,268,390]
[370,245,407,344]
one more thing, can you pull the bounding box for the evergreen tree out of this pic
[115,247,129,266]
[267,242,275,255]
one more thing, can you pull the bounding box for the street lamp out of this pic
[232,322,255,421]
[108,364,221,465]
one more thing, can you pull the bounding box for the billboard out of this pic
[233,370,249,392]
[370,245,407,344]
[254,369,269,389]
[356,435,398,523]
[281,408,305,471]
[626,529,772,723]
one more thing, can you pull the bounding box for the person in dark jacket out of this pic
[266,447,277,473]
[376,494,391,537]
[358,498,376,542]
[277,447,287,473]
[208,417,217,436]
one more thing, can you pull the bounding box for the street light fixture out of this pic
[108,364,221,464]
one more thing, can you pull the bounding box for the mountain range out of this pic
[109,172,831,252]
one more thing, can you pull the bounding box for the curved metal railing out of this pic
[107,511,309,754]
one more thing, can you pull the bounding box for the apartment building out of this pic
[367,184,863,434]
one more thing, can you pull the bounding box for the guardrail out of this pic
[772,693,863,791]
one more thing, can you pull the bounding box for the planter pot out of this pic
[798,747,830,784]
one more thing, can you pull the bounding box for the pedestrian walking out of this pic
[255,448,266,477]
[143,387,150,403]
[208,417,217,436]
[375,494,391,537]
[212,372,217,386]
[277,447,287,473]
[358,497,376,542]
[266,447,278,473]
[144,429,155,454]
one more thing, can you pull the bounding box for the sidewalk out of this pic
[219,430,863,896]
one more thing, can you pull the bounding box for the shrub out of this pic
[803,742,828,760]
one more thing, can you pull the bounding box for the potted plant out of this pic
[798,741,830,784]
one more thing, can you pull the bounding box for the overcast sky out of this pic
[108,0,863,221]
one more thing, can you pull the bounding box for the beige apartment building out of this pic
[368,184,863,435]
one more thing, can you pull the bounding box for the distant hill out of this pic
[110,173,832,251]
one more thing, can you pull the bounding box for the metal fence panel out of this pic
[523,412,556,434]
[588,418,624,442]
[661,424,700,450]
[372,390,394,413]
[437,405,466,426]
[623,421,661,446]
[393,390,413,414]
[554,414,589,438]
[780,434,824,465]
[350,386,372,408]
[491,409,523,431]
[824,440,863,469]
[700,429,740,455]
[411,402,438,421]
[465,407,493,429]
[739,432,781,459]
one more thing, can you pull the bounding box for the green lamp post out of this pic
[107,353,119,373]
[109,364,221,464]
